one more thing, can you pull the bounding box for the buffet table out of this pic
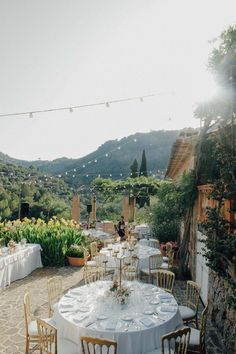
[0,244,42,288]
[54,281,182,354]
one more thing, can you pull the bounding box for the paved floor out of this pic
[0,267,226,354]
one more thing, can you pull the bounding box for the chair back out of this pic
[123,256,139,280]
[200,302,208,353]
[149,239,160,249]
[162,327,190,354]
[156,269,175,293]
[47,276,62,317]
[37,318,57,354]
[149,254,162,271]
[166,251,175,268]
[84,269,104,284]
[81,336,117,354]
[185,281,200,311]
[90,242,98,259]
[23,291,32,336]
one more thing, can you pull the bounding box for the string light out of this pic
[0,92,174,119]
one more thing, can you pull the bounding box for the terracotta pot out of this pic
[67,256,85,266]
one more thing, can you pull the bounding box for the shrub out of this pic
[0,217,85,266]
[66,244,85,258]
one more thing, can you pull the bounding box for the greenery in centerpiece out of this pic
[108,279,131,305]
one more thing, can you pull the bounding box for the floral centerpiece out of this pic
[8,239,17,253]
[107,279,131,305]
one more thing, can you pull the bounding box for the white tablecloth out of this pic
[82,229,111,240]
[135,224,151,238]
[54,281,182,354]
[100,244,161,271]
[139,239,159,248]
[0,244,42,288]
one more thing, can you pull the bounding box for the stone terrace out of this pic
[0,267,226,354]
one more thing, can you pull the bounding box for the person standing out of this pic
[116,216,126,241]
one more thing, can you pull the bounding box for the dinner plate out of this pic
[143,310,153,315]
[122,315,133,321]
[77,306,89,312]
[97,314,108,320]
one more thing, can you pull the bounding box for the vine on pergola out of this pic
[91,176,159,207]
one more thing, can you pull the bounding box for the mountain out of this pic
[0,130,181,187]
[0,130,182,187]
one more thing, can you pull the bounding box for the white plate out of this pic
[122,316,133,321]
[97,314,108,320]
[149,300,159,305]
[77,306,89,313]
[143,310,153,315]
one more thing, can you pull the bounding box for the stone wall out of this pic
[208,271,236,353]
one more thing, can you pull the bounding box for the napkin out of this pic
[72,314,89,324]
[158,293,172,300]
[105,320,117,330]
[139,317,155,327]
[160,305,176,312]
[60,303,74,309]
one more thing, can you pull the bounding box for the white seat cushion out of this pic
[160,262,169,269]
[162,256,169,262]
[189,327,200,346]
[58,338,78,354]
[28,320,38,336]
[28,317,55,336]
[141,268,158,274]
[87,260,96,267]
[179,305,196,320]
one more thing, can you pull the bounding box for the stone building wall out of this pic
[208,271,236,353]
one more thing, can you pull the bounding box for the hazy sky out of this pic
[0,0,235,161]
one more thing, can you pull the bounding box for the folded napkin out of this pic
[158,293,172,299]
[72,314,89,324]
[60,303,74,309]
[160,305,176,312]
[139,317,155,327]
[105,320,117,330]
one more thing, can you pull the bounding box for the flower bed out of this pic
[0,217,86,266]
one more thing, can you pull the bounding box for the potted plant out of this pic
[66,244,86,266]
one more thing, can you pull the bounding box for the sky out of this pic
[0,0,235,161]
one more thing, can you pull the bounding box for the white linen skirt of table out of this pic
[54,281,182,354]
[0,244,42,288]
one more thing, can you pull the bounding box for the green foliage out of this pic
[0,218,84,266]
[65,244,85,258]
[130,159,138,178]
[0,162,72,221]
[150,171,197,243]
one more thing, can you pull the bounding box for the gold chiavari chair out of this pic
[90,241,98,260]
[47,276,62,317]
[149,239,160,249]
[122,255,139,281]
[84,269,104,284]
[187,302,209,354]
[36,318,78,354]
[81,336,117,354]
[146,327,191,354]
[140,254,163,283]
[179,281,201,328]
[155,269,175,293]
[24,291,40,354]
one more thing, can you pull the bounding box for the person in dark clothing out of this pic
[116,216,126,241]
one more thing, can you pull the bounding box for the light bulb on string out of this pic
[140,97,144,102]
[29,112,33,118]
[69,107,73,113]
[106,102,110,108]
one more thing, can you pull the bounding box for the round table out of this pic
[100,244,162,271]
[53,281,182,354]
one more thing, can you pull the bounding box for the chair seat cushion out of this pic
[141,268,159,274]
[58,338,78,354]
[29,317,56,337]
[179,305,196,320]
[87,260,96,267]
[189,327,200,347]
[160,262,169,269]
[162,256,169,262]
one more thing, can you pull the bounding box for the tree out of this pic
[139,150,148,177]
[130,159,138,178]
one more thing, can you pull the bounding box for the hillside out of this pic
[0,130,180,187]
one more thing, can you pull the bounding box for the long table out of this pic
[0,244,42,288]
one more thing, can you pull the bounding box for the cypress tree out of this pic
[130,158,138,178]
[139,149,148,177]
